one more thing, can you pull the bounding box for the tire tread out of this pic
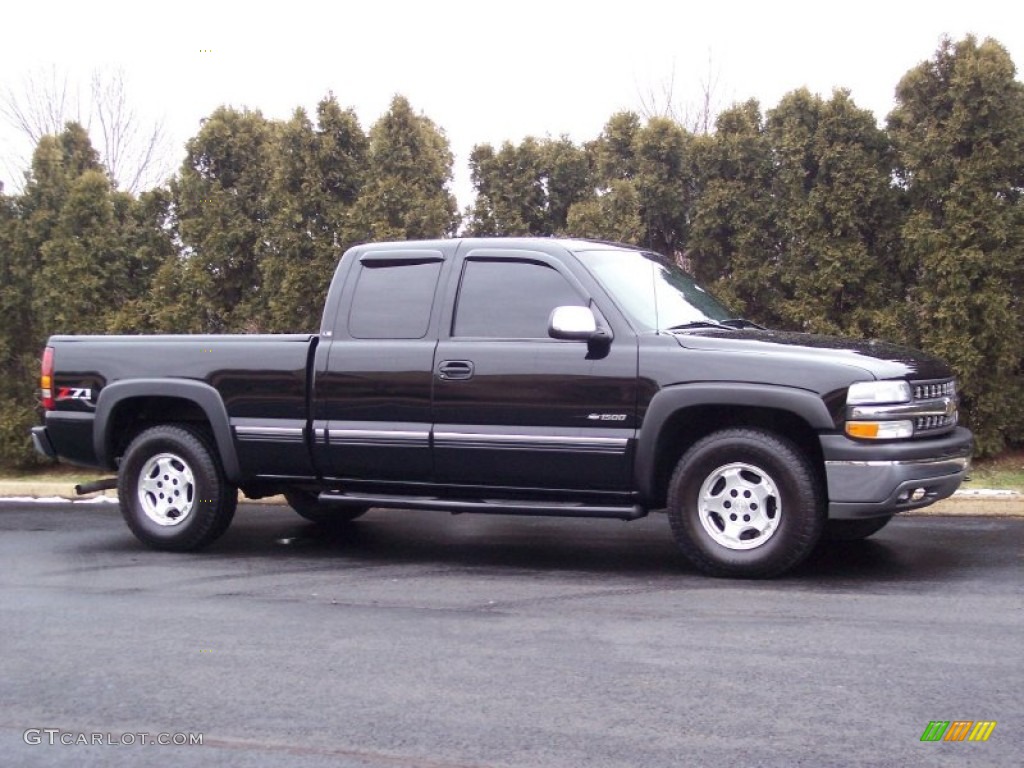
[118,423,235,551]
[667,428,824,578]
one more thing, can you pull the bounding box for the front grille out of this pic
[911,378,957,434]
[912,380,956,401]
[916,414,952,430]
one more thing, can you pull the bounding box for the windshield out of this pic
[576,249,733,331]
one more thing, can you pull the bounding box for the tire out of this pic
[284,490,368,524]
[824,515,893,542]
[667,428,825,578]
[118,424,236,551]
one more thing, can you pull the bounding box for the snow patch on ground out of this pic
[1,496,119,504]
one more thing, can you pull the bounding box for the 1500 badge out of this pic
[587,413,627,421]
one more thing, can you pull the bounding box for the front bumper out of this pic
[821,427,973,519]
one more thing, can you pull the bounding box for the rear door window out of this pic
[347,258,442,339]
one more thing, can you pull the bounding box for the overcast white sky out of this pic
[2,0,1022,208]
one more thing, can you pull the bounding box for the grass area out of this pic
[965,450,1024,492]
[1,465,107,485]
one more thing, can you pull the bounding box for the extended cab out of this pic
[32,238,973,577]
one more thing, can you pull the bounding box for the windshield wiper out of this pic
[665,320,735,331]
[719,318,766,330]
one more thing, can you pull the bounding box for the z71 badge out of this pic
[57,387,93,403]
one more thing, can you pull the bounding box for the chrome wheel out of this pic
[137,452,195,526]
[697,461,781,550]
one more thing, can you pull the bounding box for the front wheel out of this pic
[667,428,825,578]
[118,424,236,551]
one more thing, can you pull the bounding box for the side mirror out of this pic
[548,306,598,341]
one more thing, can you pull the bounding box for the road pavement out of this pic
[1,502,1021,767]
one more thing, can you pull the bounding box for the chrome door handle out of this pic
[438,360,474,380]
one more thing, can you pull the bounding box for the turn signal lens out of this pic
[846,420,914,439]
[40,346,54,410]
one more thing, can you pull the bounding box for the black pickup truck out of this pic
[32,238,973,577]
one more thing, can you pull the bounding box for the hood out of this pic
[672,329,953,381]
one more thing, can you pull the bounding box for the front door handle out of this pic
[438,360,474,381]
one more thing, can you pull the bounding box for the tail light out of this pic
[40,346,54,410]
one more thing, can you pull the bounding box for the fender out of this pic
[634,383,835,500]
[93,379,242,482]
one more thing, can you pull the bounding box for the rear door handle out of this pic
[438,360,474,380]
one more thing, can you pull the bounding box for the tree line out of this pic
[1,35,1022,466]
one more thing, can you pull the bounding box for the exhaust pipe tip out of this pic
[74,478,118,496]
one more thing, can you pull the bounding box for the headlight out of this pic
[847,380,911,405]
[845,380,914,440]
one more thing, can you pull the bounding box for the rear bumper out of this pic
[821,427,973,519]
[31,426,57,459]
[32,412,102,469]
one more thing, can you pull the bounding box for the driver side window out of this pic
[453,259,585,338]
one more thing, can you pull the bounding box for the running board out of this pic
[316,492,647,520]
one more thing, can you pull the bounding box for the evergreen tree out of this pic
[593,111,641,184]
[350,96,458,240]
[566,179,643,244]
[466,139,547,235]
[889,36,1024,453]
[564,111,694,250]
[688,100,780,320]
[634,116,694,256]
[105,187,177,333]
[168,106,275,332]
[0,123,166,464]
[564,112,644,244]
[0,188,38,465]
[0,125,104,465]
[260,96,369,332]
[765,89,902,336]
[466,136,590,236]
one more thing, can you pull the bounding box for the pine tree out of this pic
[0,188,38,465]
[168,106,275,332]
[0,123,167,464]
[889,36,1024,453]
[688,100,780,321]
[564,111,694,250]
[466,136,590,236]
[634,116,694,256]
[260,96,369,332]
[765,89,902,336]
[350,96,458,241]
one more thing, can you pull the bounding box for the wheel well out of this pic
[649,405,826,508]
[107,397,211,462]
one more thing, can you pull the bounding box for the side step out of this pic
[316,491,647,521]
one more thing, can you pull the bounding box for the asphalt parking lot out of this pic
[1,502,1021,767]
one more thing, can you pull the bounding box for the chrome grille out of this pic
[912,380,956,401]
[911,379,957,434]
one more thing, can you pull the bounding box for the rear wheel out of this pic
[118,424,236,551]
[667,428,825,578]
[284,490,368,524]
[824,515,893,542]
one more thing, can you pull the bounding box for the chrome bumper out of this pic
[821,428,973,519]
[31,426,57,459]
